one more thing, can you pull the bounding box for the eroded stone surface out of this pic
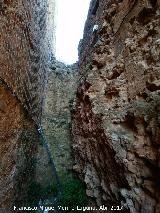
[72,0,160,212]
[0,0,53,123]
[42,61,78,177]
[0,0,53,209]
[0,81,38,211]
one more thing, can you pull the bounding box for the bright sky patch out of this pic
[55,0,91,64]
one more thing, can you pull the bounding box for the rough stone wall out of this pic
[0,0,53,123]
[42,61,78,177]
[0,0,55,210]
[72,0,160,212]
[0,80,38,211]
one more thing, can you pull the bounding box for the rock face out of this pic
[0,0,52,123]
[42,60,78,177]
[0,80,38,211]
[0,0,54,210]
[72,0,160,212]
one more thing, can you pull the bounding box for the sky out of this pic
[55,0,91,64]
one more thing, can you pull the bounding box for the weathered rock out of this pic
[0,0,54,210]
[42,60,78,177]
[72,0,160,211]
[0,0,53,123]
[0,81,38,211]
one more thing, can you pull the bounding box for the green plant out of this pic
[25,173,88,213]
[26,181,58,208]
[27,181,42,207]
[58,177,88,212]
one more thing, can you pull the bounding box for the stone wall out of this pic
[72,0,160,212]
[42,61,78,177]
[0,80,38,211]
[0,0,55,210]
[0,0,53,123]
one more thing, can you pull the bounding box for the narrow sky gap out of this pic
[55,0,91,64]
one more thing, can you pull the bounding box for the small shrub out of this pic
[58,177,88,212]
[26,176,88,213]
[27,181,58,207]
